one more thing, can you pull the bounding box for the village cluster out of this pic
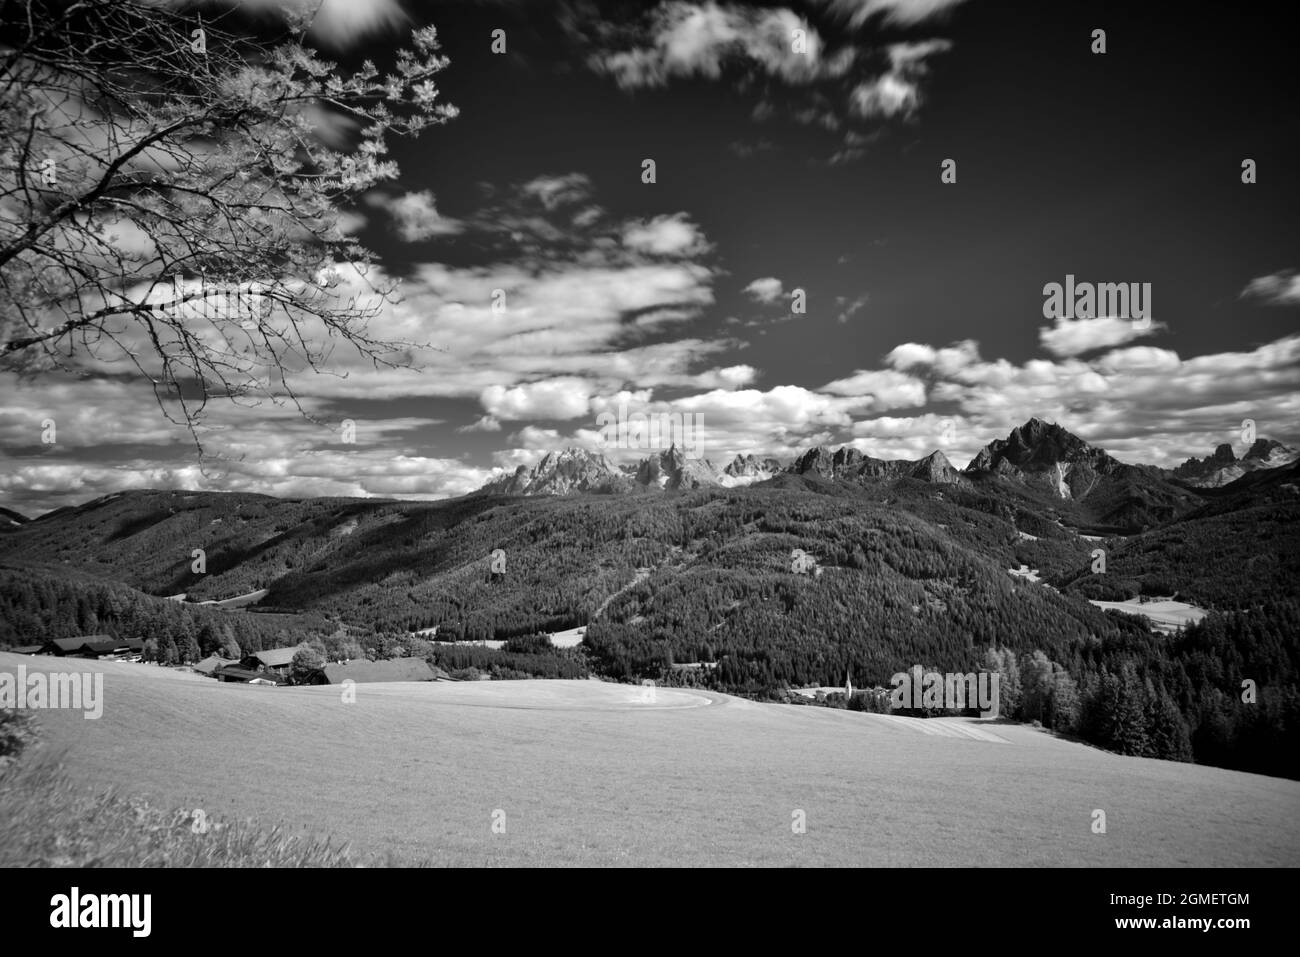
[10,635,454,688]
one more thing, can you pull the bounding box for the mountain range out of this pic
[474,418,1295,534]
[476,446,783,495]
[3,417,1297,628]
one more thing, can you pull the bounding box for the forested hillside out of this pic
[0,563,336,660]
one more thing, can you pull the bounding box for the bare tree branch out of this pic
[0,0,456,448]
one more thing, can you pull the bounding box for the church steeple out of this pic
[844,668,852,698]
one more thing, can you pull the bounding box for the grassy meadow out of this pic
[3,652,1298,867]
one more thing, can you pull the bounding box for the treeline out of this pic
[784,609,1300,780]
[967,604,1299,779]
[428,642,589,680]
[0,565,335,660]
[1084,603,1300,778]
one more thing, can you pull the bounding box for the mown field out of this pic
[5,653,1298,867]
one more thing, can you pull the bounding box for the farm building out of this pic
[7,644,44,655]
[192,655,238,677]
[319,658,448,685]
[43,636,113,656]
[41,636,144,661]
[212,664,285,686]
[240,646,301,676]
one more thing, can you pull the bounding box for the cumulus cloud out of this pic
[847,412,978,463]
[1038,315,1164,358]
[518,173,593,211]
[711,365,759,388]
[8,328,1300,512]
[743,277,784,302]
[367,190,462,241]
[849,40,951,119]
[590,2,855,90]
[61,172,727,408]
[1092,346,1181,374]
[480,377,596,421]
[0,370,486,515]
[886,339,980,376]
[1241,269,1300,305]
[622,213,711,257]
[457,414,501,433]
[818,369,927,409]
[892,334,1300,468]
[816,0,970,27]
[835,293,869,323]
[581,2,958,147]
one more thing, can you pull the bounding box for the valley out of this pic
[2,418,1298,781]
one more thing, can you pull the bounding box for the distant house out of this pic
[43,636,112,656]
[41,636,143,661]
[241,646,302,676]
[81,638,145,661]
[213,664,285,686]
[7,644,44,656]
[192,655,237,677]
[108,638,144,662]
[319,658,445,685]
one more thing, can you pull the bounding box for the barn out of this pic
[240,646,301,676]
[192,655,237,677]
[213,664,285,686]
[41,636,144,661]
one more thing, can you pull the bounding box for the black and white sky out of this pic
[3,0,1298,515]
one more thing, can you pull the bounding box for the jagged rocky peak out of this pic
[636,444,721,489]
[722,454,782,485]
[791,445,873,479]
[793,445,836,476]
[834,447,865,470]
[965,418,1120,501]
[540,447,602,467]
[911,450,961,484]
[969,417,1099,472]
[1173,437,1298,487]
[971,417,1113,469]
[478,447,626,496]
[1244,438,1297,465]
[635,444,680,481]
[787,443,963,486]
